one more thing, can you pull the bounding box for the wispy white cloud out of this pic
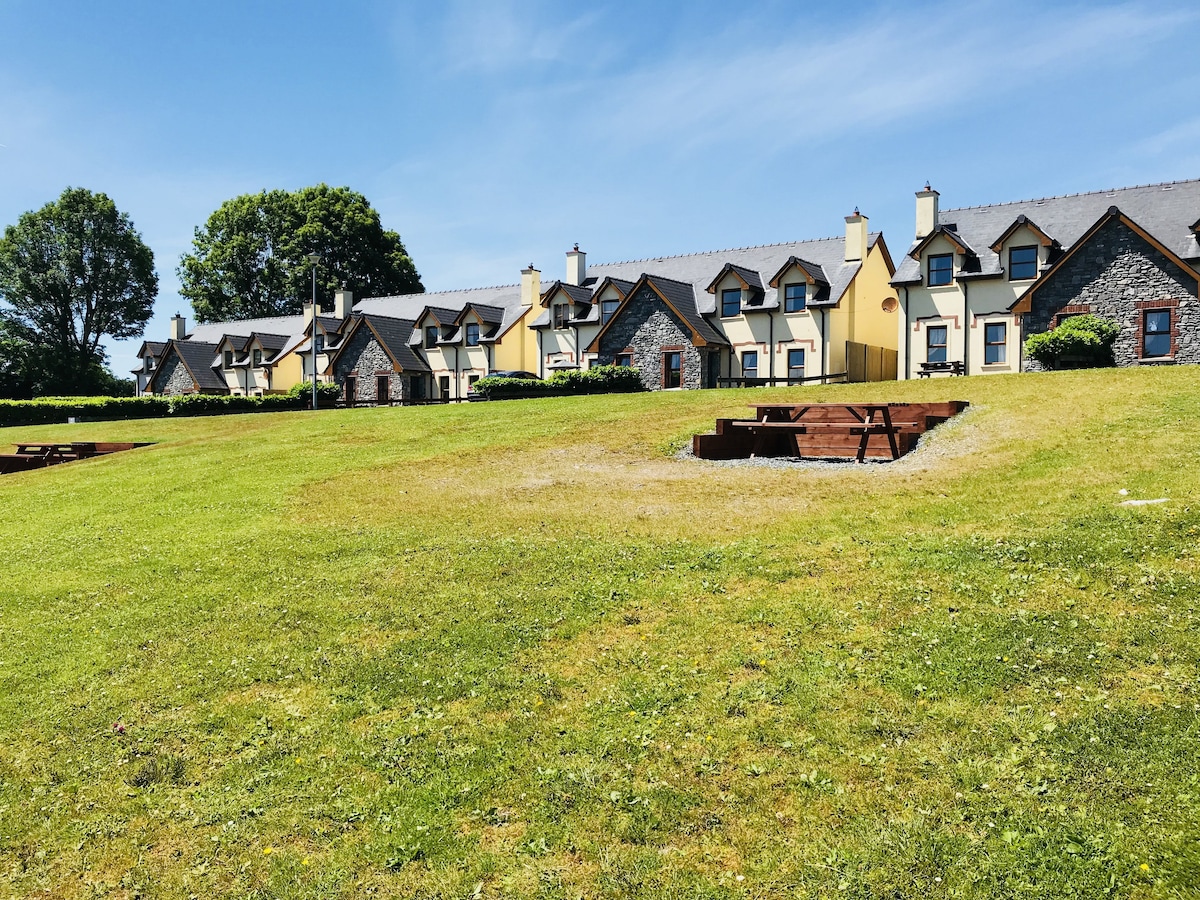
[520,2,1193,157]
[437,0,604,74]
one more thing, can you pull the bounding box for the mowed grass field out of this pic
[1,368,1198,900]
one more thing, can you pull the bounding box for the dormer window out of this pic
[600,298,619,325]
[928,254,953,286]
[465,323,480,346]
[425,325,438,349]
[252,349,263,367]
[145,355,155,372]
[553,304,570,330]
[314,334,324,353]
[1009,246,1038,281]
[721,289,742,317]
[784,284,806,313]
[223,350,234,369]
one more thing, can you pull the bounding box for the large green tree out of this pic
[179,184,423,322]
[0,187,157,396]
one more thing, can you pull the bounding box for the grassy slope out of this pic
[0,368,1197,899]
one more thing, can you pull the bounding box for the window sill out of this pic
[1137,356,1176,365]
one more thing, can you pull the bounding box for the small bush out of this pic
[285,381,343,403]
[1024,315,1119,370]
[472,365,644,401]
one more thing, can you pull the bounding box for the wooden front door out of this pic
[377,375,390,405]
[344,375,357,406]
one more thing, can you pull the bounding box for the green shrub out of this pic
[285,381,343,403]
[0,396,169,426]
[1024,315,1119,370]
[471,365,644,401]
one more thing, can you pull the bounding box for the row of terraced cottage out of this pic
[137,179,1200,402]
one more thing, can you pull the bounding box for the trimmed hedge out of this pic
[0,380,344,427]
[471,365,645,401]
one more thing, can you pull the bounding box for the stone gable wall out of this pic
[332,326,410,403]
[1024,218,1200,369]
[155,353,196,396]
[595,287,703,390]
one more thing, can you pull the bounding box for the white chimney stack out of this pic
[334,286,353,319]
[566,244,586,286]
[520,264,541,307]
[169,313,186,340]
[844,209,868,262]
[916,183,940,239]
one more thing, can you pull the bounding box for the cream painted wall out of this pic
[712,269,829,382]
[898,226,1043,378]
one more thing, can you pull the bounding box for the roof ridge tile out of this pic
[944,177,1200,214]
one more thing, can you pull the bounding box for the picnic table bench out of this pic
[918,360,965,377]
[693,401,969,462]
[0,441,152,475]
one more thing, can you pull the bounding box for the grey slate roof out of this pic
[542,281,594,306]
[586,235,878,314]
[893,178,1200,285]
[186,314,307,344]
[130,340,166,374]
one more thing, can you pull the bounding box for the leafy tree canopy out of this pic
[1024,314,1120,370]
[179,184,423,323]
[0,187,157,396]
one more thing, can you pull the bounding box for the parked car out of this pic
[486,370,540,380]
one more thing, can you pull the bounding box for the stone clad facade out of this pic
[156,355,196,395]
[1022,218,1200,369]
[331,326,410,404]
[594,286,706,390]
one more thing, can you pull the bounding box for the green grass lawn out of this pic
[0,368,1197,899]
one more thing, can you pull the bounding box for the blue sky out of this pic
[2,0,1198,376]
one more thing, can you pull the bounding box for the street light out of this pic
[306,253,322,411]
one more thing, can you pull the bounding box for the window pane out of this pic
[787,349,805,383]
[927,326,947,363]
[601,299,619,324]
[466,324,479,346]
[1145,332,1171,356]
[742,351,757,381]
[784,284,806,312]
[1009,246,1037,280]
[722,289,742,317]
[1146,311,1170,334]
[984,322,1006,364]
[928,254,953,286]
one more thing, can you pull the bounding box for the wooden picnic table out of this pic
[736,402,917,462]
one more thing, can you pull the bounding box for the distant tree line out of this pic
[0,184,422,398]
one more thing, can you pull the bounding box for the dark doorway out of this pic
[377,375,390,405]
[344,375,357,406]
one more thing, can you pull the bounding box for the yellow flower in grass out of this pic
[263,847,273,855]
[1139,863,1150,872]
